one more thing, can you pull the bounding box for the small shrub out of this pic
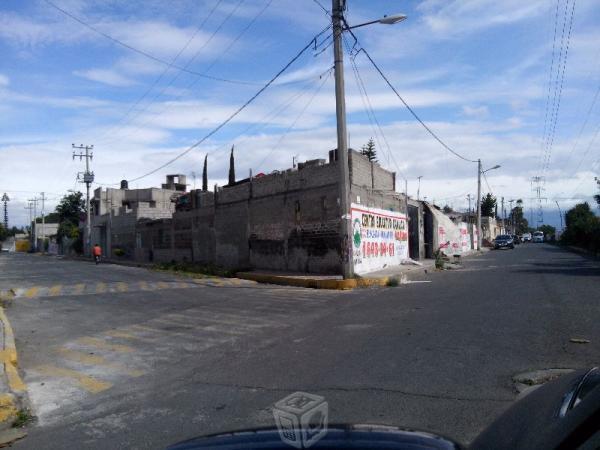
[114,248,126,257]
[12,409,33,428]
[386,277,399,287]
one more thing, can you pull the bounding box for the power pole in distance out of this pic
[417,176,423,201]
[27,197,39,251]
[73,144,94,256]
[1,193,9,229]
[467,194,472,214]
[40,192,46,252]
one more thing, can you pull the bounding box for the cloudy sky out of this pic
[1,0,599,228]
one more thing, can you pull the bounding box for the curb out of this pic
[0,304,28,435]
[236,272,391,290]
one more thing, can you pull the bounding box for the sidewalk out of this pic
[236,259,437,290]
[0,301,28,444]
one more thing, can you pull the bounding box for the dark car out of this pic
[512,234,521,244]
[494,234,514,249]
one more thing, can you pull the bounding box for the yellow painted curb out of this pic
[0,307,27,395]
[236,273,391,290]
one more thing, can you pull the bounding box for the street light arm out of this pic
[344,13,407,30]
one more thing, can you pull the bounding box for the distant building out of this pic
[87,175,186,258]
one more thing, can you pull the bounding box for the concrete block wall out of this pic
[349,150,395,191]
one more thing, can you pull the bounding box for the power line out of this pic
[96,0,226,142]
[122,25,332,183]
[255,67,333,169]
[539,0,561,169]
[344,37,407,180]
[542,0,577,174]
[343,25,477,164]
[98,0,262,144]
[311,0,330,15]
[562,82,599,169]
[43,0,262,86]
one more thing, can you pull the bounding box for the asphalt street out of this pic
[0,244,598,449]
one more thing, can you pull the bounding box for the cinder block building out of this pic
[88,176,185,258]
[134,149,420,275]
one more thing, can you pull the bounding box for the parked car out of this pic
[512,234,521,244]
[533,231,544,243]
[522,232,532,242]
[494,234,515,249]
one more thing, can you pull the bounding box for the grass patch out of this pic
[152,261,238,278]
[12,409,33,428]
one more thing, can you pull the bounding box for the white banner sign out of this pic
[351,204,408,275]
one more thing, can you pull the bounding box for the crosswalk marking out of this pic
[48,285,62,296]
[34,365,113,393]
[0,277,256,298]
[76,337,134,353]
[95,282,107,294]
[58,348,144,377]
[24,287,39,299]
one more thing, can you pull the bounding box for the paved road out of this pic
[0,245,598,449]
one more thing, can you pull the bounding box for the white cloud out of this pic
[0,74,9,87]
[73,68,137,87]
[462,105,490,119]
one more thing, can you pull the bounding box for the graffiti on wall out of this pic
[351,204,408,274]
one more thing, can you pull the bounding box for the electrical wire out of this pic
[120,25,332,183]
[311,0,330,15]
[539,0,561,168]
[44,0,263,86]
[98,0,265,144]
[95,0,226,142]
[254,67,333,169]
[562,83,600,169]
[542,0,577,174]
[343,24,477,164]
[344,39,407,181]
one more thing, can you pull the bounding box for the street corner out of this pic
[0,306,31,442]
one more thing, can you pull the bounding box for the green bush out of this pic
[114,248,126,257]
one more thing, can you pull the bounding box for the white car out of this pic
[532,231,544,243]
[522,232,532,242]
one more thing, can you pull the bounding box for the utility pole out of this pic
[555,200,563,232]
[417,176,423,201]
[24,202,33,233]
[508,199,515,234]
[28,197,39,251]
[466,194,472,214]
[501,197,505,232]
[40,192,46,253]
[476,159,482,251]
[1,193,9,230]
[332,0,352,279]
[73,144,94,256]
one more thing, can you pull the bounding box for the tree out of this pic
[594,177,599,209]
[54,192,86,246]
[442,205,452,213]
[561,202,600,253]
[538,224,556,238]
[480,193,496,217]
[361,138,377,162]
[0,224,7,242]
[509,199,529,233]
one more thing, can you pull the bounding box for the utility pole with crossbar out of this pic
[72,144,94,256]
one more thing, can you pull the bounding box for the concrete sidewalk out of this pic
[0,302,28,444]
[236,259,437,290]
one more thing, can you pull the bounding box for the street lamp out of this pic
[332,0,407,279]
[476,161,501,251]
[345,13,407,29]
